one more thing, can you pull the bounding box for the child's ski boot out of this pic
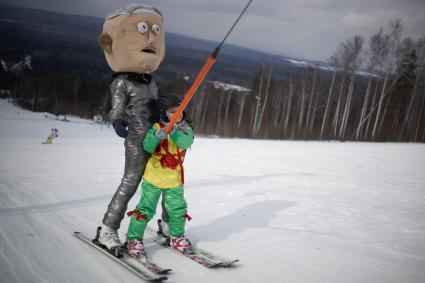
[126,239,146,258]
[170,236,194,254]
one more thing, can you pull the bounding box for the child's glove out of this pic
[155,124,176,139]
[155,128,167,139]
[112,119,128,138]
[168,124,177,135]
[176,120,189,133]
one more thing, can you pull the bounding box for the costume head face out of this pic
[98,4,165,74]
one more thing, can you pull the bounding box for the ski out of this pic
[74,231,168,282]
[145,221,238,268]
[123,250,172,274]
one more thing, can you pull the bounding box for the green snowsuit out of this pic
[127,123,194,240]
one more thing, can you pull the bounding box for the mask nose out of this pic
[147,31,156,45]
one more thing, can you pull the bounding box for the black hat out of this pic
[157,93,182,122]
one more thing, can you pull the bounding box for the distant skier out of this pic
[96,4,170,251]
[126,94,194,256]
[42,128,58,144]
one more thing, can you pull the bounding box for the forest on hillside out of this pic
[184,20,425,142]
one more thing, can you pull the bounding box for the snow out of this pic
[283,57,378,77]
[211,81,251,93]
[1,55,32,74]
[0,98,424,283]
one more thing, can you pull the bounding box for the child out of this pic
[126,94,194,257]
[42,128,59,144]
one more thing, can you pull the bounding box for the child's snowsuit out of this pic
[127,122,193,240]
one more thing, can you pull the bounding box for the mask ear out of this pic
[98,32,113,54]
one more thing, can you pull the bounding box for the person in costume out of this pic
[96,4,170,250]
[126,93,194,256]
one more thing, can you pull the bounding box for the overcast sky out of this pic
[1,0,424,61]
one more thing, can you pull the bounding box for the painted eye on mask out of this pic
[137,22,148,33]
[152,24,161,35]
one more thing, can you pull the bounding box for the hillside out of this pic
[0,4,304,85]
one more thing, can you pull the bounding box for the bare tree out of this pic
[413,37,425,141]
[271,82,285,135]
[338,35,364,139]
[364,78,381,139]
[223,89,234,135]
[330,52,347,137]
[304,68,318,138]
[215,88,225,134]
[399,37,424,140]
[253,64,273,137]
[237,92,248,129]
[252,63,265,137]
[355,29,387,140]
[308,77,322,136]
[372,19,403,139]
[297,71,307,135]
[319,66,337,139]
[414,93,425,141]
[284,75,295,137]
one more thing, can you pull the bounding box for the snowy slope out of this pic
[0,98,424,283]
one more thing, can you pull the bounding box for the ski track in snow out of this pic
[1,98,425,283]
[0,194,113,216]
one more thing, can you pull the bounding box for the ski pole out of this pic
[164,0,253,134]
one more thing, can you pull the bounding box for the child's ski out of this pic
[74,231,168,282]
[145,222,239,268]
[123,249,172,274]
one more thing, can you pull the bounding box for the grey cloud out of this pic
[1,0,424,60]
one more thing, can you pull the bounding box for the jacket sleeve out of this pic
[143,124,161,154]
[109,77,128,123]
[170,127,194,150]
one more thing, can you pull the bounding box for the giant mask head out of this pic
[98,4,165,74]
